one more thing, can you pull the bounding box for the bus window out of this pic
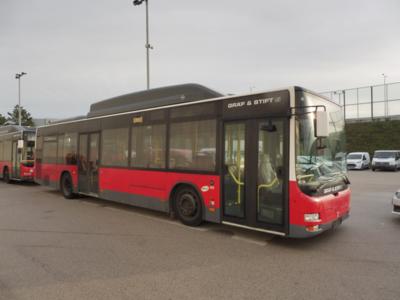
[64,133,78,165]
[101,128,129,167]
[131,124,166,169]
[169,119,216,171]
[26,140,35,161]
[43,137,58,164]
[57,135,64,164]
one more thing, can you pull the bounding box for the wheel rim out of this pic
[178,192,198,218]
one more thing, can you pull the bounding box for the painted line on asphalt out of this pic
[102,206,208,232]
[231,235,268,246]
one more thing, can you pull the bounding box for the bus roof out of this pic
[0,125,35,136]
[39,84,335,129]
[87,83,223,118]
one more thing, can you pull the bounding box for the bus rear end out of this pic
[19,159,35,181]
[0,127,36,183]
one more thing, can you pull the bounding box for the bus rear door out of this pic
[78,133,100,195]
[11,140,21,179]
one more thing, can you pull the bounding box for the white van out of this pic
[371,150,400,171]
[347,152,370,170]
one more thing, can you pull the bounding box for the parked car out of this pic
[347,152,370,170]
[371,150,400,171]
[392,189,400,215]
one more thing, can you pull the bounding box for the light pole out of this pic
[382,73,388,117]
[15,72,27,127]
[133,0,153,90]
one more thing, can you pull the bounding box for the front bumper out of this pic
[372,164,396,170]
[289,211,350,238]
[347,164,362,170]
[392,195,400,215]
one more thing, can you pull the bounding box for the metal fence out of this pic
[320,82,400,122]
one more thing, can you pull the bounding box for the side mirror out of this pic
[314,111,328,137]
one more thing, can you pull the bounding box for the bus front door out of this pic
[222,119,287,234]
[78,133,100,195]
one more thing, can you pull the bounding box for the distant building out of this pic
[33,118,59,126]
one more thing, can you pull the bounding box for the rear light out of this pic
[304,213,320,222]
[306,225,320,232]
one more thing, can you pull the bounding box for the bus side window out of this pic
[131,124,166,169]
[169,119,216,172]
[101,128,129,167]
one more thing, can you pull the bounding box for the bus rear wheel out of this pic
[3,168,11,184]
[174,187,203,226]
[61,173,76,199]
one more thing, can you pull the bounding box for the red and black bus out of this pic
[0,125,36,183]
[35,84,350,238]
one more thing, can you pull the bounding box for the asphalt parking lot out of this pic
[1,170,400,300]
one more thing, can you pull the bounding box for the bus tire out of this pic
[61,173,76,199]
[174,186,203,227]
[3,168,11,184]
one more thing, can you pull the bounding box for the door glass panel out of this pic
[78,134,88,193]
[257,121,284,224]
[79,135,88,174]
[224,123,245,218]
[89,133,100,194]
[12,141,20,177]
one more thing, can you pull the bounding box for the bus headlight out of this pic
[304,213,320,222]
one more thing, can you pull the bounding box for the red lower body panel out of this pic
[99,168,221,211]
[289,180,351,237]
[0,161,34,181]
[35,163,78,189]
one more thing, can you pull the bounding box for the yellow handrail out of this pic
[228,165,244,205]
[228,166,244,186]
[257,176,280,213]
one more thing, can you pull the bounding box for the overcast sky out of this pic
[1,0,400,119]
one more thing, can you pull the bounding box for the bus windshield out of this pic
[295,92,347,196]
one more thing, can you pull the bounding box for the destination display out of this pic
[222,90,290,118]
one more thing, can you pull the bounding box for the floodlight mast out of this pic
[133,0,153,90]
[15,72,27,126]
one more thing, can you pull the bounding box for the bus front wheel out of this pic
[174,187,203,226]
[61,173,76,199]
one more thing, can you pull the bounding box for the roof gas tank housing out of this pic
[87,83,223,118]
